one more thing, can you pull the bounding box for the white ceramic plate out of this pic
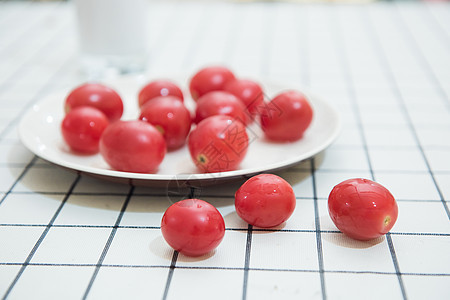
[18,75,341,187]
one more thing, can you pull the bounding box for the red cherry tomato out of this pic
[65,83,124,122]
[194,91,250,125]
[224,79,264,116]
[328,178,398,241]
[188,115,249,173]
[99,120,166,173]
[138,80,184,108]
[260,90,313,142]
[235,174,296,228]
[139,96,192,150]
[189,66,236,101]
[61,106,109,154]
[161,198,225,257]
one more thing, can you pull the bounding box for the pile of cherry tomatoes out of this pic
[61,66,314,174]
[60,66,398,257]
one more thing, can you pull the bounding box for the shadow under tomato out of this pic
[223,211,248,229]
[272,151,325,185]
[252,223,288,233]
[59,141,98,157]
[223,211,288,233]
[148,235,218,262]
[148,235,175,261]
[11,146,325,218]
[176,249,218,262]
[319,213,385,249]
[322,232,385,249]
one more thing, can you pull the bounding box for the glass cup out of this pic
[74,0,149,79]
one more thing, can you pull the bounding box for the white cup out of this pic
[75,0,149,78]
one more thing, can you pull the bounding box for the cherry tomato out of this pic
[61,106,109,154]
[99,120,166,173]
[328,178,398,241]
[235,174,296,228]
[224,79,264,116]
[194,91,250,125]
[188,115,249,173]
[189,66,236,101]
[139,96,192,150]
[260,90,313,142]
[138,80,184,108]
[161,198,225,257]
[65,83,124,122]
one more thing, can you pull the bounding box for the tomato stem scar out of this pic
[197,154,208,165]
[154,125,165,135]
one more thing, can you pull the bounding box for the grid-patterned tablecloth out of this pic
[0,1,449,299]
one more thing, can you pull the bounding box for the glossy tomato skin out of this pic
[328,178,398,241]
[194,91,250,125]
[138,80,184,108]
[260,91,313,142]
[99,120,166,173]
[189,66,236,101]
[61,106,109,154]
[139,96,192,150]
[188,115,249,173]
[235,174,296,228]
[161,199,225,256]
[224,79,264,116]
[65,83,123,122]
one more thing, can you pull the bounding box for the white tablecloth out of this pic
[0,1,449,299]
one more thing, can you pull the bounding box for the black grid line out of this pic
[329,7,375,182]
[2,260,450,281]
[297,5,310,88]
[327,4,410,298]
[0,51,76,142]
[188,187,198,199]
[4,161,450,180]
[332,6,409,299]
[394,4,450,112]
[386,233,408,299]
[0,9,71,97]
[0,163,35,168]
[0,2,62,58]
[0,156,37,207]
[363,6,450,220]
[1,161,60,167]
[311,158,327,300]
[160,187,196,299]
[238,6,273,298]
[259,4,274,78]
[424,4,450,52]
[426,5,450,47]
[82,185,135,299]
[330,143,450,151]
[364,3,450,297]
[145,2,183,71]
[0,2,31,27]
[180,5,211,70]
[0,223,448,238]
[220,2,244,64]
[300,168,450,175]
[162,251,179,300]
[1,189,448,204]
[241,224,253,300]
[0,2,449,299]
[1,174,80,300]
[1,260,449,277]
